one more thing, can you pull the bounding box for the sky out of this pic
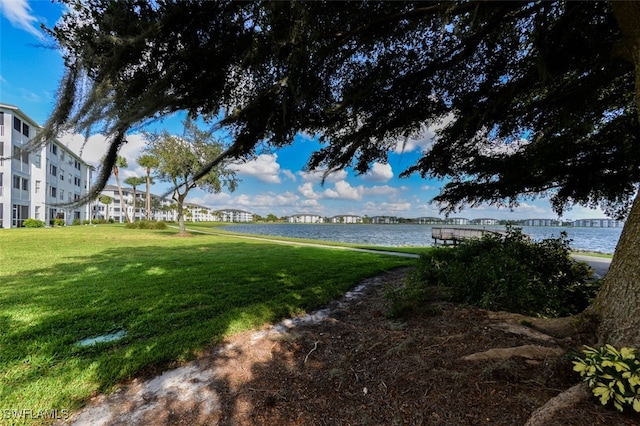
[0,0,608,220]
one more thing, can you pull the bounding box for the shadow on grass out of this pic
[0,240,412,416]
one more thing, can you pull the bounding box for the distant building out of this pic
[571,219,624,228]
[94,184,177,222]
[470,218,500,225]
[330,215,363,224]
[0,104,93,227]
[411,217,444,224]
[522,219,561,227]
[289,214,324,224]
[370,215,400,224]
[215,209,254,222]
[445,217,470,225]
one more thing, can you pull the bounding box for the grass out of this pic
[182,221,433,255]
[0,224,415,423]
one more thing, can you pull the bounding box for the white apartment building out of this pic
[94,184,178,222]
[288,214,325,224]
[330,215,363,224]
[215,209,254,222]
[571,218,625,228]
[0,104,93,228]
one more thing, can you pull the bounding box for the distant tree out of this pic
[266,214,278,222]
[143,118,239,235]
[124,176,146,221]
[98,195,112,221]
[137,154,160,220]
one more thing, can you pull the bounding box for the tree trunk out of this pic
[114,167,130,223]
[175,192,187,235]
[592,190,640,347]
[145,169,151,220]
[594,2,640,348]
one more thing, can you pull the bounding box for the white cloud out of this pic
[362,201,412,215]
[393,114,455,154]
[299,199,322,209]
[323,181,363,201]
[363,185,399,197]
[361,162,393,182]
[282,169,296,182]
[0,0,44,39]
[298,182,320,199]
[299,169,347,183]
[229,154,282,184]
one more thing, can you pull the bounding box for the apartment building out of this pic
[94,184,178,222]
[0,104,93,228]
[215,209,254,222]
[288,214,325,224]
[330,215,363,224]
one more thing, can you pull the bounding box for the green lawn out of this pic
[0,224,415,422]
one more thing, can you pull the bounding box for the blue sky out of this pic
[0,0,606,220]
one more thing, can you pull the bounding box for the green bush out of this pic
[391,227,596,317]
[23,218,45,228]
[125,220,168,230]
[53,218,66,227]
[573,344,640,412]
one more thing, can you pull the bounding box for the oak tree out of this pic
[39,1,640,346]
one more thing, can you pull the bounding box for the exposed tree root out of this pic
[461,344,566,361]
[524,383,591,426]
[485,311,597,342]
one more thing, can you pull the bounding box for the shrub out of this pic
[125,220,168,230]
[53,218,66,227]
[72,219,81,226]
[573,345,640,412]
[391,227,596,317]
[23,218,45,228]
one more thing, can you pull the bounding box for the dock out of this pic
[431,227,509,245]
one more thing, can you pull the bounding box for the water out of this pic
[219,223,622,254]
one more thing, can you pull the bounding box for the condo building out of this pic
[0,104,93,228]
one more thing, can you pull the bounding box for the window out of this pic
[60,169,65,181]
[49,144,57,155]
[50,164,57,176]
[34,154,41,168]
[13,175,20,189]
[74,160,81,170]
[0,141,3,156]
[22,178,28,191]
[35,180,41,193]
[60,189,64,200]
[12,204,29,227]
[74,176,81,186]
[0,111,4,125]
[14,117,21,131]
[21,150,28,164]
[50,186,57,198]
[22,122,29,137]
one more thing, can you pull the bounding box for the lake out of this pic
[218,223,622,254]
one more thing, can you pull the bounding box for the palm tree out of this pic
[137,154,160,220]
[124,176,146,221]
[98,195,112,221]
[113,155,130,223]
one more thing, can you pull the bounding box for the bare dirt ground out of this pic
[60,268,639,426]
